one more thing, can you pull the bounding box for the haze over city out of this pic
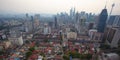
[0,0,120,60]
[0,0,120,15]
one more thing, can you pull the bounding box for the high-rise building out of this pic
[88,29,97,40]
[103,15,120,47]
[70,8,75,18]
[48,22,54,28]
[88,23,94,30]
[34,14,40,30]
[67,32,77,39]
[43,23,51,35]
[24,14,34,33]
[103,27,120,48]
[31,16,34,32]
[54,16,58,29]
[8,28,23,46]
[78,16,87,35]
[26,13,29,18]
[107,16,116,26]
[70,8,75,22]
[112,15,120,27]
[107,15,120,27]
[97,7,108,33]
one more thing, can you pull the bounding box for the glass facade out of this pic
[97,9,108,33]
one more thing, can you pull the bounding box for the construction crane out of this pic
[105,3,115,44]
[109,3,115,17]
[107,3,115,23]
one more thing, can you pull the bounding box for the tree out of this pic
[29,47,35,52]
[85,53,92,60]
[25,40,30,44]
[63,55,69,60]
[25,51,32,59]
[40,52,45,57]
[44,39,49,43]
[0,51,4,55]
[99,44,110,50]
[68,51,80,58]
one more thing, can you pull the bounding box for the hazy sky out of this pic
[0,0,120,15]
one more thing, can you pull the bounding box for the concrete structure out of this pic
[102,53,119,60]
[8,36,23,46]
[34,14,40,30]
[25,21,33,32]
[8,28,23,46]
[67,32,77,39]
[104,15,120,47]
[88,23,94,30]
[79,16,86,34]
[76,15,87,35]
[104,26,120,48]
[88,29,97,40]
[43,23,51,35]
[65,28,70,33]
[110,28,120,48]
[4,41,11,49]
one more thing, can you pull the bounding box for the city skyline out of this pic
[0,0,120,15]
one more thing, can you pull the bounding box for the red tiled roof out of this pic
[29,54,38,60]
[33,50,39,54]
[31,42,35,47]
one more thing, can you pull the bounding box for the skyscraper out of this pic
[79,16,87,35]
[31,16,34,32]
[43,23,51,35]
[97,6,108,33]
[70,8,75,22]
[54,16,58,29]
[34,14,40,30]
[107,15,120,27]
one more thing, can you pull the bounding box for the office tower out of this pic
[88,29,97,40]
[48,22,54,28]
[107,15,116,26]
[110,28,120,48]
[103,27,120,48]
[70,8,75,18]
[43,23,51,35]
[88,23,94,30]
[75,12,79,23]
[25,17,33,33]
[24,14,33,33]
[54,16,58,29]
[107,15,120,27]
[75,12,87,35]
[79,16,87,34]
[70,8,75,22]
[97,6,108,33]
[75,12,79,32]
[34,14,40,30]
[112,15,120,27]
[103,15,120,47]
[26,13,29,18]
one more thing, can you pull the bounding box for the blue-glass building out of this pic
[107,16,116,25]
[107,15,120,27]
[97,7,108,33]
